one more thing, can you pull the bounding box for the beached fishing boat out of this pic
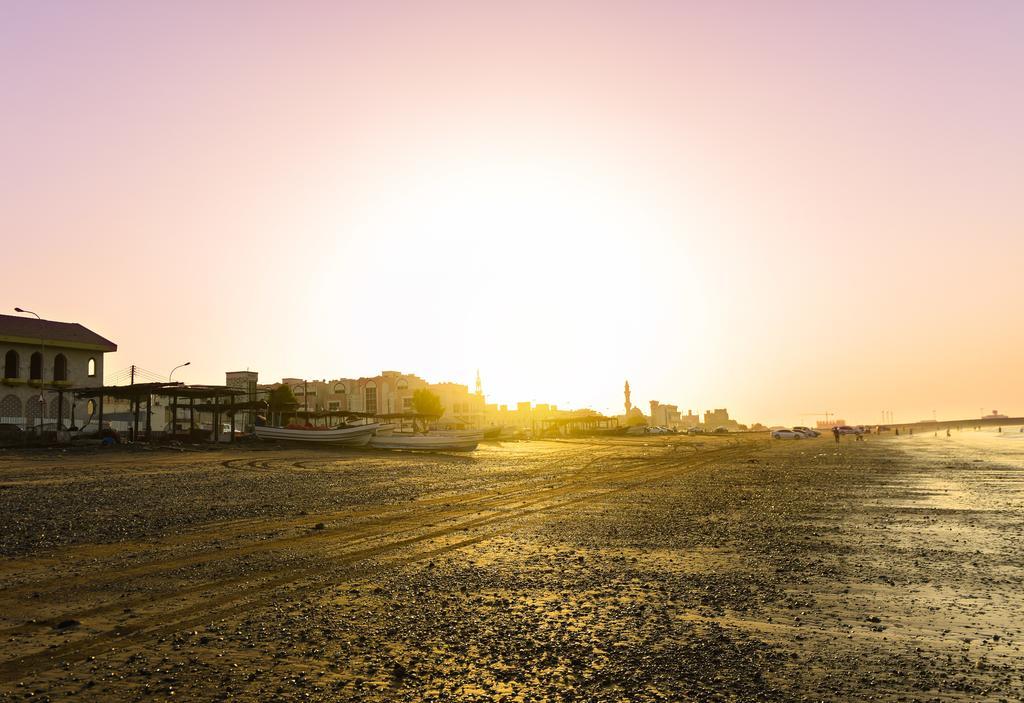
[367,433,479,452]
[253,423,379,446]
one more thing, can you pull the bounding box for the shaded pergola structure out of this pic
[540,414,619,436]
[164,384,261,442]
[73,382,256,442]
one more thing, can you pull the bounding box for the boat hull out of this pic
[253,424,378,446]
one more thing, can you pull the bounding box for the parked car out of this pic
[686,427,704,435]
[793,426,821,437]
[772,429,804,439]
[835,425,863,435]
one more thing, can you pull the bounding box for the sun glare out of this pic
[312,149,707,410]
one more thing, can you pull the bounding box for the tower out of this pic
[475,369,483,397]
[624,380,632,414]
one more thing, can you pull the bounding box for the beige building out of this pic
[225,371,260,430]
[482,400,605,433]
[679,409,700,428]
[266,371,486,427]
[649,400,681,428]
[704,408,741,430]
[1,314,116,430]
[429,381,485,427]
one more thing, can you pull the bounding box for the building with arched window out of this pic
[0,314,117,430]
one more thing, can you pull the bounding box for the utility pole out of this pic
[130,364,139,442]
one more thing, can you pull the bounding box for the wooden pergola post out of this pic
[145,394,152,441]
[132,394,140,442]
[189,397,195,437]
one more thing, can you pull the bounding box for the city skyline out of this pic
[3,1,1022,425]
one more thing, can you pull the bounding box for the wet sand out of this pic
[0,435,1021,701]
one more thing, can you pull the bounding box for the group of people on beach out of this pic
[832,426,864,444]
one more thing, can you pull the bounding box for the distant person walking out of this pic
[833,427,840,444]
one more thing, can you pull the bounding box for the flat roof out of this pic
[72,383,247,399]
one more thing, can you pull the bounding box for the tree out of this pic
[268,385,298,412]
[412,388,443,418]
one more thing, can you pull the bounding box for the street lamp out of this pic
[169,361,191,382]
[13,307,44,434]
[14,307,40,319]
[167,362,190,437]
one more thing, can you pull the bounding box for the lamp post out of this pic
[168,362,190,438]
[169,361,191,382]
[13,307,44,434]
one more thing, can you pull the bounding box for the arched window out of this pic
[3,350,18,379]
[364,382,377,414]
[87,358,97,377]
[29,352,42,381]
[333,382,346,394]
[53,354,68,382]
[0,394,21,421]
[396,378,408,390]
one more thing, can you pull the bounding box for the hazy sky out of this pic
[2,1,1022,425]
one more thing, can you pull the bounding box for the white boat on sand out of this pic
[368,433,479,452]
[254,424,379,446]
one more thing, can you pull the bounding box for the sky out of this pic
[2,1,1022,426]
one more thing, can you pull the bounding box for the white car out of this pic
[772,429,804,439]
[793,426,820,437]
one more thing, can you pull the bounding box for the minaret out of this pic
[624,380,632,414]
[475,369,483,396]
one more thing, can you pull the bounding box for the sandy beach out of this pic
[0,433,1021,701]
